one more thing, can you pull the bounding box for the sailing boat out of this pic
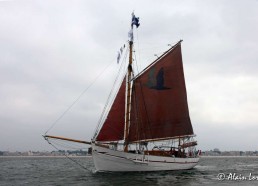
[44,13,199,172]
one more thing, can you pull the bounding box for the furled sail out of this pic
[96,77,126,141]
[128,41,194,142]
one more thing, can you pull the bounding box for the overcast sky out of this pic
[1,0,258,152]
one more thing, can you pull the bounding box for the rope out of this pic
[44,137,93,172]
[93,46,129,140]
[135,29,141,74]
[48,139,87,150]
[44,58,116,135]
[93,74,125,140]
[133,32,154,142]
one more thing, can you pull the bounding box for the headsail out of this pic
[96,77,126,141]
[128,41,194,142]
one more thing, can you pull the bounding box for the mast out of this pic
[124,39,133,152]
[124,12,139,151]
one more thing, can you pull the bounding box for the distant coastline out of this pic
[201,155,258,158]
[1,149,258,157]
[0,155,92,158]
[1,155,258,159]
[0,150,91,157]
[202,148,258,156]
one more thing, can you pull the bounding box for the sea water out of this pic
[1,156,258,186]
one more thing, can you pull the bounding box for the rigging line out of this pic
[131,84,141,142]
[96,47,128,136]
[133,52,154,141]
[93,41,129,140]
[44,58,116,135]
[49,139,87,150]
[134,37,152,142]
[131,40,143,142]
[94,75,126,140]
[93,48,128,136]
[45,138,92,172]
[135,29,141,73]
[93,47,129,140]
[94,50,128,138]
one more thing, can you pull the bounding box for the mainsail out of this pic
[128,41,194,142]
[96,77,126,141]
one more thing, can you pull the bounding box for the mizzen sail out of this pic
[128,41,194,142]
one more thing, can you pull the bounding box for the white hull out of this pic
[92,144,199,172]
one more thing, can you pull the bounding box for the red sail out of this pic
[96,78,126,141]
[128,42,194,142]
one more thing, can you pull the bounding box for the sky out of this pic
[0,0,258,152]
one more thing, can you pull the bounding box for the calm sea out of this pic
[1,156,258,186]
